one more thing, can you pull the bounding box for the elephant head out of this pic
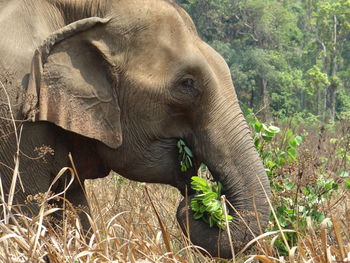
[22,0,270,258]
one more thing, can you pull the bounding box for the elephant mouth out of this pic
[168,137,199,196]
[177,158,205,197]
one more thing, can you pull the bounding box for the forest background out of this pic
[177,0,350,123]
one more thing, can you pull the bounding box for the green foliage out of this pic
[177,139,193,172]
[246,110,349,254]
[178,0,350,122]
[190,176,233,229]
[331,133,350,191]
[336,89,350,120]
[305,66,330,96]
[246,109,302,174]
[341,171,350,190]
[177,139,233,229]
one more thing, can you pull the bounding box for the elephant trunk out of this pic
[176,107,271,258]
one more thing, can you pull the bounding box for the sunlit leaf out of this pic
[294,135,302,146]
[254,121,263,132]
[344,178,350,189]
[340,171,349,177]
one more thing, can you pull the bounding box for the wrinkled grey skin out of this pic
[0,0,270,258]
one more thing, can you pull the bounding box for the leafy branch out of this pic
[177,139,193,172]
[177,139,233,229]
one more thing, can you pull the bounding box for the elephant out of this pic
[0,0,271,258]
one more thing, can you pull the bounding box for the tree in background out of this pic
[177,0,350,122]
[301,0,350,122]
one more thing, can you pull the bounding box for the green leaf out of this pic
[340,171,349,177]
[191,176,208,187]
[184,146,193,157]
[190,176,233,229]
[178,139,194,172]
[191,202,200,211]
[266,160,276,169]
[287,147,297,160]
[254,138,261,148]
[284,181,295,190]
[185,157,193,168]
[217,182,223,196]
[330,138,338,144]
[289,136,302,147]
[314,212,326,223]
[288,138,297,147]
[284,209,294,215]
[193,212,203,220]
[178,139,185,146]
[262,135,274,142]
[286,129,293,138]
[294,136,302,146]
[254,121,263,132]
[177,140,181,149]
[344,178,350,189]
[207,201,221,212]
[277,156,286,167]
[262,123,269,132]
[268,125,281,134]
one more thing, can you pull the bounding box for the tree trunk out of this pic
[324,15,338,122]
[258,77,269,120]
[250,86,255,109]
[325,80,338,122]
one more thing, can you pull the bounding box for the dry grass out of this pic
[0,169,349,262]
[0,171,212,263]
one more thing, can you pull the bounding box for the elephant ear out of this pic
[23,17,122,149]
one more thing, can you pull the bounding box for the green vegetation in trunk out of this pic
[177,139,233,229]
[190,176,233,229]
[177,139,193,172]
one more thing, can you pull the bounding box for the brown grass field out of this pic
[0,121,349,262]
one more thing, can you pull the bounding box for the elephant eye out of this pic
[182,78,194,89]
[181,78,199,97]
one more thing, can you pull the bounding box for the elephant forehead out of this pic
[124,45,200,91]
[110,0,197,51]
[124,22,199,81]
[112,0,196,31]
[107,1,206,86]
